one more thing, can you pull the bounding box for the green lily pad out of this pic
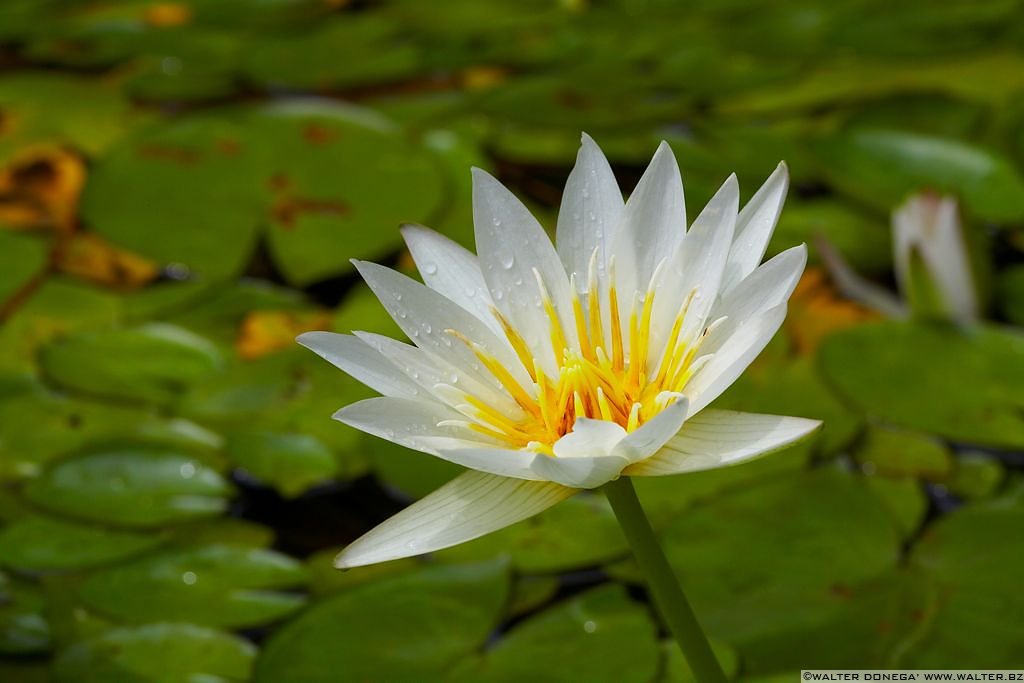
[0,516,165,572]
[305,549,419,598]
[451,585,659,683]
[253,561,509,683]
[84,102,446,284]
[863,476,928,540]
[79,545,306,628]
[225,431,337,497]
[814,128,1024,223]
[0,72,138,162]
[23,447,233,528]
[655,468,903,670]
[437,493,628,573]
[52,622,256,683]
[854,427,953,480]
[0,576,50,654]
[0,232,46,301]
[944,452,1006,501]
[903,494,1024,665]
[166,518,275,550]
[0,277,120,374]
[820,321,1024,448]
[39,323,222,406]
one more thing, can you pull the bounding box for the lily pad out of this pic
[0,575,50,654]
[655,468,903,670]
[84,102,446,284]
[0,232,46,302]
[39,323,223,406]
[854,427,953,480]
[814,128,1024,222]
[23,447,233,528]
[79,545,306,628]
[771,200,891,275]
[253,561,509,683]
[0,516,165,573]
[225,431,337,498]
[451,585,659,683]
[904,494,1024,665]
[51,622,256,683]
[820,321,1024,448]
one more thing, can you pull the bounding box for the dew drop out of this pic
[179,462,196,479]
[423,262,438,275]
[500,253,515,269]
[423,324,432,334]
[182,571,197,586]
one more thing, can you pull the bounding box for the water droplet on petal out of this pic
[423,262,438,275]
[500,253,515,269]
[423,324,432,334]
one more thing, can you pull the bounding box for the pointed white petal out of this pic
[353,259,533,393]
[335,396,490,449]
[400,224,500,335]
[556,133,624,286]
[616,141,686,292]
[472,169,577,375]
[614,397,688,463]
[296,331,420,399]
[721,162,789,294]
[651,174,737,360]
[702,244,806,350]
[335,471,576,568]
[354,331,526,420]
[529,451,629,489]
[416,437,541,480]
[683,304,787,416]
[625,410,821,476]
[551,418,627,458]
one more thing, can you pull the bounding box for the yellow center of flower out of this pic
[447,259,716,453]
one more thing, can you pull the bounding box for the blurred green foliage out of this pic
[1,0,1023,680]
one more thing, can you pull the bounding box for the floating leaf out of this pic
[0,576,50,654]
[904,494,1024,665]
[23,447,233,528]
[451,585,659,683]
[52,622,256,683]
[854,427,953,480]
[225,431,338,498]
[814,128,1024,223]
[39,323,222,406]
[820,321,1024,448]
[0,516,165,572]
[944,452,1006,501]
[254,561,509,683]
[79,545,306,628]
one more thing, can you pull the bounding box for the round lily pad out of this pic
[225,431,337,498]
[51,622,256,683]
[254,560,509,683]
[23,447,233,528]
[79,544,307,628]
[0,516,165,572]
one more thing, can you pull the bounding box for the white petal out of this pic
[416,437,541,480]
[682,304,787,416]
[296,331,420,399]
[702,244,806,350]
[614,397,688,463]
[353,259,534,393]
[556,133,624,286]
[529,451,629,489]
[400,224,501,335]
[625,410,821,476]
[472,168,577,375]
[653,174,737,359]
[616,141,686,293]
[335,396,487,448]
[720,162,789,294]
[335,471,576,568]
[354,331,526,420]
[551,418,627,458]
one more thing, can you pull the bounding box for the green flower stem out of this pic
[604,476,726,683]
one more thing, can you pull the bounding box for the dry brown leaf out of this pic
[55,232,160,288]
[0,146,86,232]
[785,267,878,354]
[237,309,333,360]
[144,3,192,27]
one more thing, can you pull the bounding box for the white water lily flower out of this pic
[299,135,821,568]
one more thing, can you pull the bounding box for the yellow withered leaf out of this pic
[237,310,333,360]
